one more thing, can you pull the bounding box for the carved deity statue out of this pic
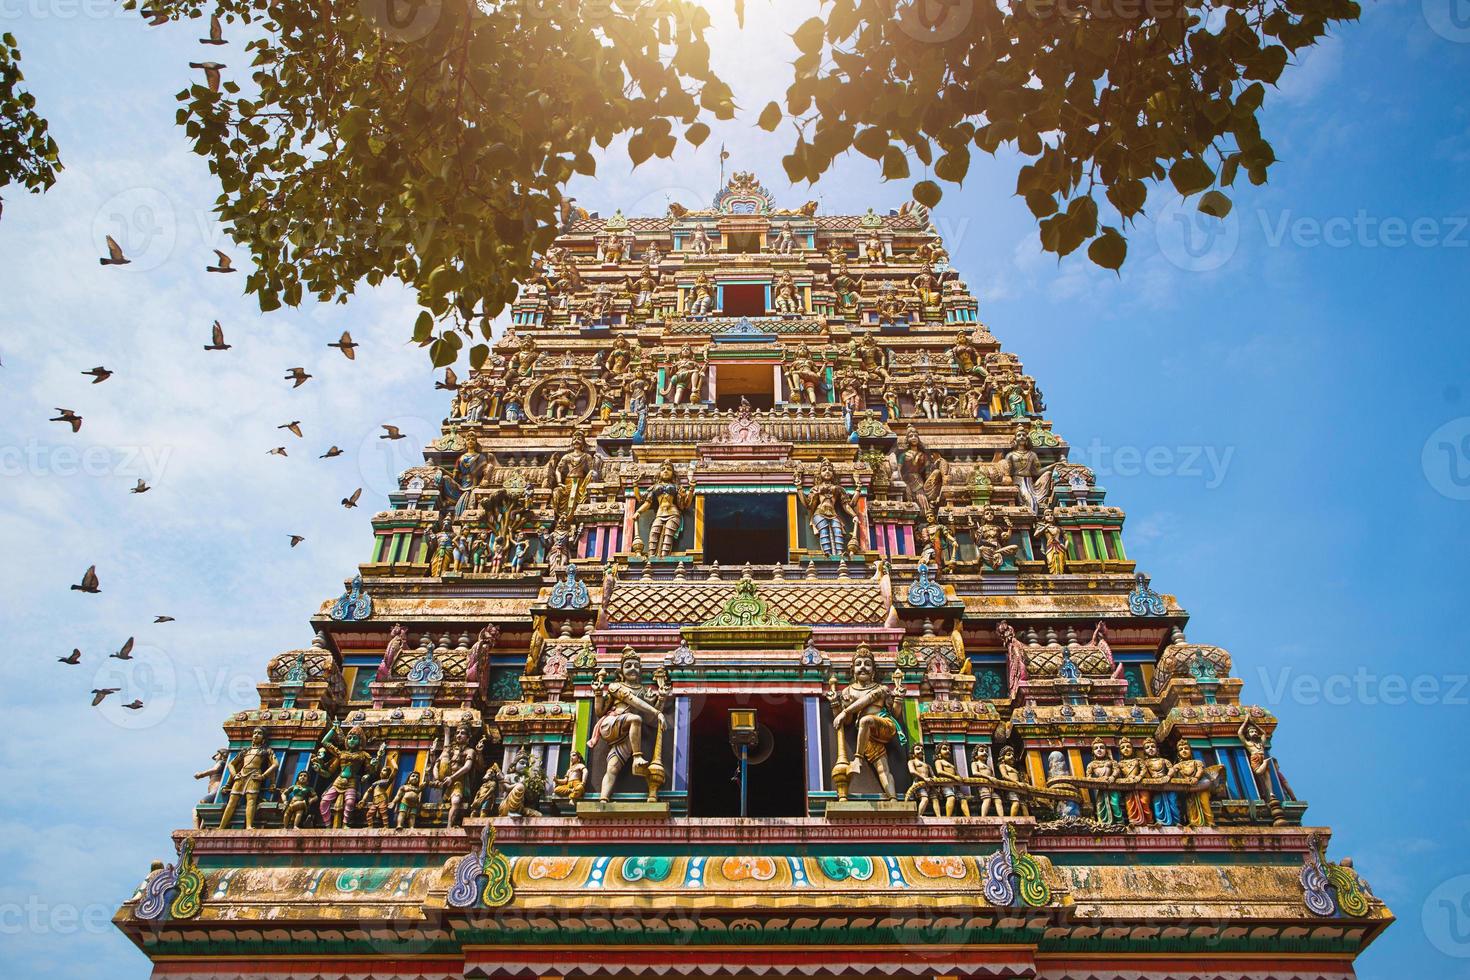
[949,330,987,377]
[554,751,588,804]
[772,272,801,314]
[831,257,864,312]
[217,727,278,830]
[627,266,659,312]
[970,746,1001,817]
[874,281,909,323]
[1086,738,1126,825]
[1004,426,1055,514]
[917,506,960,571]
[800,457,859,558]
[314,724,385,829]
[828,644,905,799]
[633,460,696,558]
[1174,742,1214,827]
[914,374,946,420]
[911,264,943,309]
[430,717,481,828]
[784,342,825,404]
[1116,737,1152,825]
[662,344,705,404]
[970,506,1019,570]
[1142,737,1180,826]
[444,432,490,517]
[690,223,713,256]
[898,426,947,512]
[590,648,671,801]
[688,272,716,315]
[546,428,600,521]
[774,223,796,254]
[864,232,885,265]
[1033,507,1068,574]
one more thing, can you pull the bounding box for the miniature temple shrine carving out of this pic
[117,173,1390,979]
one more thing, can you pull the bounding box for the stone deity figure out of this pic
[465,623,498,691]
[970,506,1019,571]
[1004,427,1055,514]
[917,506,959,571]
[1174,742,1214,827]
[1033,507,1068,574]
[390,772,424,829]
[194,748,228,808]
[444,432,490,517]
[662,344,704,404]
[471,762,504,817]
[546,428,600,520]
[828,645,906,799]
[911,264,943,309]
[633,460,696,558]
[1238,720,1290,825]
[849,333,888,380]
[774,224,796,254]
[801,458,860,558]
[772,272,801,314]
[315,725,384,829]
[906,745,937,816]
[217,727,278,830]
[361,755,398,828]
[280,772,317,829]
[554,751,589,803]
[997,745,1029,817]
[874,281,909,323]
[1086,739,1125,825]
[505,334,539,386]
[1116,737,1151,825]
[899,427,947,512]
[864,232,885,265]
[430,719,481,828]
[1046,751,1081,818]
[970,747,1001,817]
[688,272,716,315]
[784,343,825,404]
[375,623,408,683]
[882,382,902,420]
[914,374,945,419]
[541,377,582,421]
[932,750,970,817]
[604,335,635,377]
[832,261,864,311]
[590,648,671,801]
[428,521,453,577]
[950,330,987,377]
[1142,738,1180,826]
[690,223,713,256]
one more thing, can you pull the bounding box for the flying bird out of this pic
[110,637,136,660]
[99,235,130,265]
[328,331,358,359]
[199,14,226,44]
[50,408,82,432]
[91,688,121,706]
[189,61,225,93]
[285,367,312,387]
[58,649,82,665]
[319,446,343,459]
[435,367,459,391]
[124,699,145,710]
[154,615,175,623]
[131,479,150,494]
[288,534,305,547]
[268,446,288,457]
[380,424,406,440]
[71,565,100,593]
[82,366,113,384]
[278,421,302,437]
[341,487,362,509]
[206,249,235,273]
[204,320,231,350]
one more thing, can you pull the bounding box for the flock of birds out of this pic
[60,19,450,711]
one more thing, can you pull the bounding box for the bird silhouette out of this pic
[154,615,175,623]
[58,649,81,665]
[131,479,150,494]
[435,367,459,391]
[199,14,226,44]
[278,421,302,437]
[206,249,235,273]
[328,331,358,359]
[380,424,406,440]
[71,565,100,593]
[268,447,288,457]
[189,61,224,93]
[91,688,121,706]
[341,488,362,508]
[289,534,305,547]
[204,320,231,351]
[124,699,145,710]
[50,408,82,432]
[82,366,113,383]
[110,637,135,660]
[285,367,312,387]
[99,235,130,265]
[319,446,342,459]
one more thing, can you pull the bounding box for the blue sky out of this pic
[1,1,1467,976]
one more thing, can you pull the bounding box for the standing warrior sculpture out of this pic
[1003,426,1055,514]
[590,647,672,802]
[688,272,716,315]
[772,272,801,314]
[784,343,825,404]
[314,724,384,829]
[430,717,481,828]
[546,427,600,521]
[662,344,705,404]
[217,727,278,830]
[633,460,696,558]
[801,457,860,558]
[828,644,906,800]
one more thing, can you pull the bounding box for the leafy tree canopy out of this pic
[1,0,1358,364]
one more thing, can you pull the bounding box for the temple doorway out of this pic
[687,694,806,817]
[703,494,787,565]
[715,362,776,410]
[721,283,767,317]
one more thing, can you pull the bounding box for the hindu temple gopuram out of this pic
[116,173,1392,979]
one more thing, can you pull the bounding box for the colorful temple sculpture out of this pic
[117,173,1391,979]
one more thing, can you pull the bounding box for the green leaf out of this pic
[1087,226,1127,271]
